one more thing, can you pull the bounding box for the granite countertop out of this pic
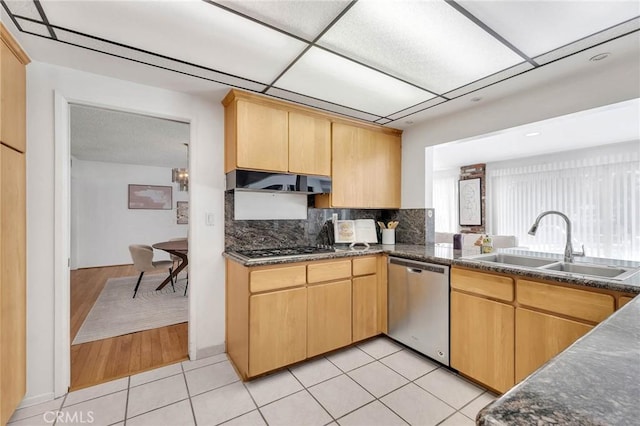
[224,244,640,294]
[477,294,640,426]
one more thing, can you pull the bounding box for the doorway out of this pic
[68,104,190,390]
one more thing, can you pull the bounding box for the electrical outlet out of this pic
[206,212,215,226]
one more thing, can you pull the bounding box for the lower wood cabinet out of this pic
[249,288,307,377]
[515,308,592,382]
[307,280,351,357]
[451,291,515,393]
[451,266,626,394]
[352,275,378,342]
[226,255,384,380]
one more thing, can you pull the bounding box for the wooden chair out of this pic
[129,244,175,298]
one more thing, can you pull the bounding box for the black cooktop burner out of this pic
[235,246,335,259]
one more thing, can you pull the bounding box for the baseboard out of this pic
[195,342,225,360]
[19,392,56,408]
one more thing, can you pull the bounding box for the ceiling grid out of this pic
[2,0,638,125]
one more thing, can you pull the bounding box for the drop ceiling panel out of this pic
[459,0,640,58]
[4,0,40,20]
[15,17,51,38]
[276,47,435,117]
[318,0,524,94]
[55,27,266,92]
[265,87,382,122]
[443,62,534,99]
[211,0,350,40]
[40,0,306,84]
[387,97,448,121]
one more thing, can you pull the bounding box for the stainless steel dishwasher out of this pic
[387,257,450,366]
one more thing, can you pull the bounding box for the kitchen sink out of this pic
[465,253,558,268]
[540,262,639,280]
[463,253,640,281]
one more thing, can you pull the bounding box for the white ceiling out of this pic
[2,0,639,126]
[432,98,640,170]
[70,105,190,168]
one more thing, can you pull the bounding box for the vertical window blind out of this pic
[434,141,639,261]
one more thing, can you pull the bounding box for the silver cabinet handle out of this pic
[407,268,423,274]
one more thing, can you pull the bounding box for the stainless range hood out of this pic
[226,170,331,194]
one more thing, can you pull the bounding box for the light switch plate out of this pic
[206,212,215,226]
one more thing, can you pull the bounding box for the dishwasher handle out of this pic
[389,257,448,274]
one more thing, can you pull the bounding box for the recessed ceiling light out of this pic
[525,132,540,137]
[589,52,611,62]
[470,97,482,102]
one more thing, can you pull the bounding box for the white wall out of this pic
[71,160,188,268]
[401,51,640,208]
[26,61,226,404]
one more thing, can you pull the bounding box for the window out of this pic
[488,141,638,261]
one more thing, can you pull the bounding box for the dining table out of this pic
[152,239,188,291]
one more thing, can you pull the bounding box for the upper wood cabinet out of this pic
[223,91,330,176]
[288,111,331,176]
[328,123,401,209]
[0,24,29,153]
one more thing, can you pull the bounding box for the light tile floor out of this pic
[9,336,496,426]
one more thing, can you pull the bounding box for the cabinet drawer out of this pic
[307,260,351,283]
[352,257,377,276]
[250,265,306,293]
[517,280,614,323]
[451,268,514,302]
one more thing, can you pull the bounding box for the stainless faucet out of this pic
[528,210,585,263]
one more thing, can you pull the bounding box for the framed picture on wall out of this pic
[459,178,482,226]
[128,184,172,210]
[177,201,189,224]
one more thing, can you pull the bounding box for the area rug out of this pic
[72,273,188,345]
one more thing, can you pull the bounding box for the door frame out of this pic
[53,91,195,397]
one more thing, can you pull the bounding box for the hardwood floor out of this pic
[70,265,188,391]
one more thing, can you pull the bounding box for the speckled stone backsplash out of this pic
[225,192,430,250]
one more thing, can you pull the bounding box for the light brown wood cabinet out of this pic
[223,89,402,208]
[249,287,307,377]
[226,255,385,380]
[308,280,352,357]
[451,291,515,393]
[288,111,331,176]
[325,123,401,209]
[0,23,28,426]
[619,295,634,308]
[223,91,331,176]
[352,256,379,342]
[451,266,623,394]
[515,308,592,382]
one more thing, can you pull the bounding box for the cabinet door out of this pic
[288,112,330,176]
[0,146,26,426]
[307,280,352,357]
[352,275,377,342]
[249,287,307,376]
[0,38,27,153]
[236,100,288,172]
[451,291,514,393]
[515,308,592,383]
[331,123,400,208]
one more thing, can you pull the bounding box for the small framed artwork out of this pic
[177,201,189,225]
[459,178,482,226]
[128,184,172,210]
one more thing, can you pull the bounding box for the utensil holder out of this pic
[382,229,395,245]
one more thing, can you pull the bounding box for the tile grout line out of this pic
[123,376,131,426]
[239,381,268,426]
[180,362,198,426]
[288,366,337,424]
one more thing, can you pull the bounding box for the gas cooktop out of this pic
[234,246,335,260]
